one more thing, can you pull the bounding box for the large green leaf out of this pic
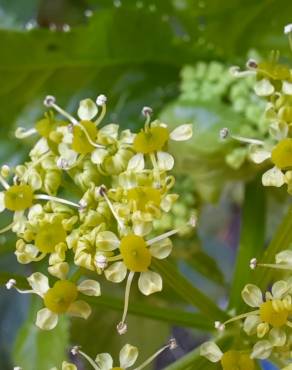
[13,295,69,370]
[0,0,291,130]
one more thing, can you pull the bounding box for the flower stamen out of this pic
[117,271,135,335]
[33,194,81,209]
[133,338,177,370]
[146,216,196,246]
[98,185,125,230]
[219,128,264,146]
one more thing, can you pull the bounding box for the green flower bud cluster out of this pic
[179,59,268,170]
[3,95,194,335]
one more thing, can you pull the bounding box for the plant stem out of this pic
[153,259,228,321]
[229,176,266,311]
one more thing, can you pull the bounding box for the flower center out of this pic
[271,138,292,169]
[258,61,291,80]
[35,221,67,253]
[133,126,169,154]
[4,184,33,211]
[221,351,255,370]
[259,300,289,327]
[72,120,98,154]
[44,280,78,313]
[127,186,161,211]
[120,234,151,272]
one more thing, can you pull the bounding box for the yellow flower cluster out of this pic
[4,94,194,333]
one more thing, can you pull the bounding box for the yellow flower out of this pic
[200,342,255,370]
[7,268,101,330]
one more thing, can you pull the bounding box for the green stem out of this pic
[253,203,292,290]
[152,259,228,321]
[229,176,266,311]
[85,294,213,331]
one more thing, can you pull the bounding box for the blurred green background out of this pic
[0,1,291,369]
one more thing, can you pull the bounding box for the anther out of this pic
[14,367,22,370]
[284,24,292,34]
[219,128,230,140]
[246,59,258,69]
[98,185,107,197]
[117,321,127,335]
[95,254,108,270]
[96,94,107,106]
[169,338,178,350]
[142,106,153,117]
[214,321,225,331]
[62,24,71,32]
[71,345,81,355]
[78,199,88,212]
[44,95,56,107]
[6,278,16,290]
[84,9,93,17]
[250,258,258,270]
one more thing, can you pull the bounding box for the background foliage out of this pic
[0,1,292,369]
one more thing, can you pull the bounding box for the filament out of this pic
[49,101,78,125]
[75,122,104,149]
[223,310,260,326]
[95,103,106,126]
[117,271,135,335]
[257,263,292,271]
[133,342,173,370]
[34,194,80,209]
[150,153,161,188]
[146,217,195,246]
[0,222,15,234]
[99,187,125,230]
[78,350,100,370]
[230,134,264,146]
[0,174,10,190]
[15,127,37,139]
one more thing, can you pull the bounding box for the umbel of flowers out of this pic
[219,25,292,195]
[4,93,194,334]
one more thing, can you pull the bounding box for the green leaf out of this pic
[186,249,225,286]
[153,259,228,321]
[13,295,69,370]
[229,175,266,311]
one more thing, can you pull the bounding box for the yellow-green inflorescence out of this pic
[219,27,292,194]
[4,94,194,334]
